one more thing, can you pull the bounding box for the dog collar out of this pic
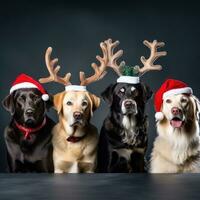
[66,135,85,143]
[14,118,46,140]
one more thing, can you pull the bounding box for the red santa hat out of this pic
[154,79,193,121]
[10,73,49,101]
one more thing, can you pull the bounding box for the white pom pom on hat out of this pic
[155,112,164,121]
[42,94,49,101]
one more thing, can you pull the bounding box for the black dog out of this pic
[2,88,55,172]
[97,82,152,172]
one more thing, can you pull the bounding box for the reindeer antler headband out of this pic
[102,39,167,84]
[39,40,118,91]
[39,39,166,89]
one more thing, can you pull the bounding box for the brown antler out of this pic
[39,47,72,86]
[136,40,167,76]
[104,39,123,76]
[79,41,109,86]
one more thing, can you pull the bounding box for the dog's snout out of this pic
[25,109,34,115]
[124,100,134,109]
[73,112,82,120]
[171,107,181,115]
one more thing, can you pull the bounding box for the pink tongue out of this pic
[170,120,183,128]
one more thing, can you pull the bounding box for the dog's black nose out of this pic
[25,109,34,115]
[124,101,134,109]
[73,112,82,120]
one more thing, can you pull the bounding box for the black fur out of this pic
[2,88,55,172]
[97,82,152,172]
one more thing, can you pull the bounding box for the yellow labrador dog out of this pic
[150,79,200,173]
[52,90,100,173]
[39,40,117,173]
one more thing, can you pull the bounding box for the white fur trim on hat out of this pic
[42,94,49,101]
[10,82,38,94]
[117,76,140,84]
[163,87,193,99]
[65,85,87,92]
[155,112,164,121]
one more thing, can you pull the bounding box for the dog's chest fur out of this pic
[113,115,146,162]
[53,127,85,161]
[151,122,200,173]
[4,118,54,172]
[52,123,98,173]
[121,115,138,146]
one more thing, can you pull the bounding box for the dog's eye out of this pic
[181,98,188,104]
[119,88,125,94]
[166,99,172,104]
[131,87,135,92]
[66,101,73,106]
[19,95,26,101]
[33,96,39,101]
[82,101,88,107]
[132,89,138,96]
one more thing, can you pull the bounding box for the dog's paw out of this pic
[85,171,94,173]
[54,169,64,174]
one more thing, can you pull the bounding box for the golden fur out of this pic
[52,91,100,173]
[150,94,200,173]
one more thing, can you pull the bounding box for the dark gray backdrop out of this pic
[1,0,200,172]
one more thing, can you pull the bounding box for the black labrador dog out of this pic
[2,88,55,172]
[97,82,152,173]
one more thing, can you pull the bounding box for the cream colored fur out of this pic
[150,94,200,173]
[52,91,100,173]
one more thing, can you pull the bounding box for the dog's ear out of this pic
[191,95,200,120]
[87,93,100,116]
[2,94,15,115]
[53,92,65,114]
[142,83,153,102]
[45,94,54,111]
[101,84,115,105]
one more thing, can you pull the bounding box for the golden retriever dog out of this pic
[52,90,100,173]
[150,79,200,173]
